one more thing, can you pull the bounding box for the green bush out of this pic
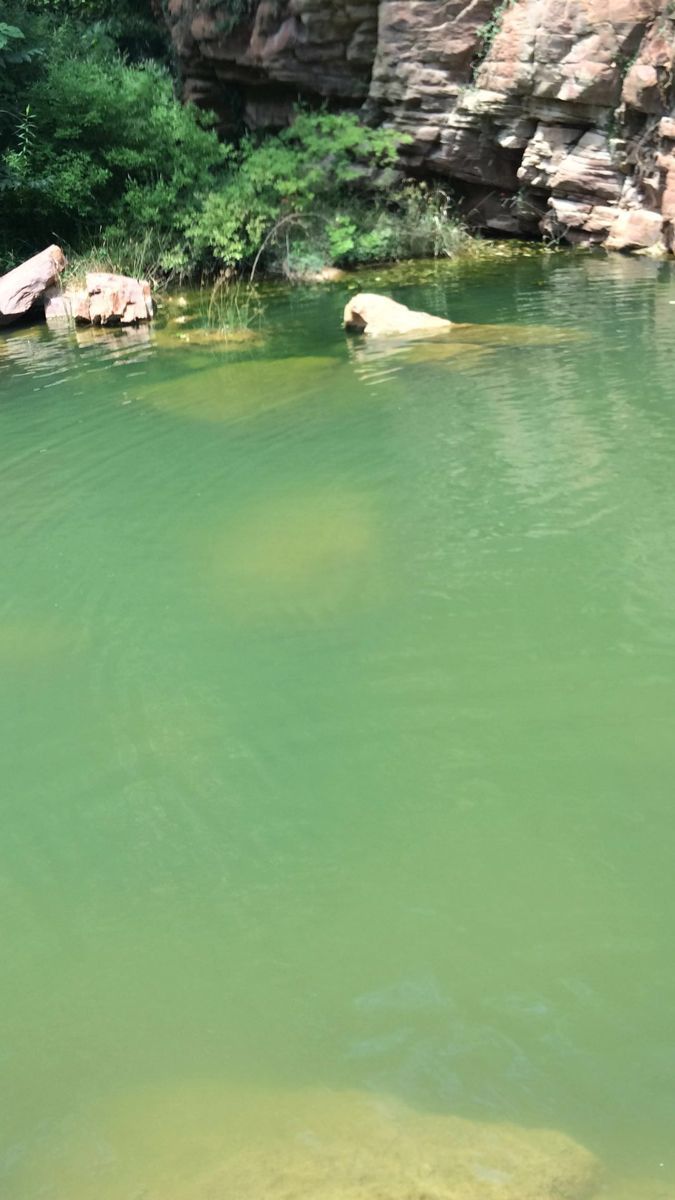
[0,8,225,268]
[0,5,471,278]
[185,111,469,275]
[23,0,166,60]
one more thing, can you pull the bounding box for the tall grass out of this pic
[202,274,263,339]
[62,232,180,292]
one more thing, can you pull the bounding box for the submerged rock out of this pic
[210,486,382,622]
[347,318,585,377]
[0,621,83,668]
[0,245,66,327]
[142,355,341,423]
[206,1088,602,1200]
[164,325,263,348]
[18,1083,602,1200]
[344,292,453,337]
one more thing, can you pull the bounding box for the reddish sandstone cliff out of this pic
[162,0,675,251]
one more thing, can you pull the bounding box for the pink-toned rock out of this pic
[518,123,584,190]
[658,152,675,221]
[42,285,72,323]
[51,273,154,326]
[164,0,378,128]
[158,0,675,252]
[44,273,154,326]
[85,273,153,324]
[622,24,675,113]
[549,132,624,203]
[543,197,616,245]
[0,245,66,326]
[623,63,660,112]
[604,208,665,251]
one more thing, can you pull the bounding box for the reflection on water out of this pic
[347,316,586,385]
[2,251,675,1200]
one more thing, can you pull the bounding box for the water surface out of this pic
[1,250,675,1198]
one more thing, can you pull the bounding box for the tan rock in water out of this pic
[344,292,452,337]
[0,245,66,326]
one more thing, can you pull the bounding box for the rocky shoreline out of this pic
[0,247,153,329]
[160,0,675,255]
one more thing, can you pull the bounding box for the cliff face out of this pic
[163,0,675,251]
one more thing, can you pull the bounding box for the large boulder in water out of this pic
[344,292,452,337]
[0,244,66,326]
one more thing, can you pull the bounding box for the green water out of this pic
[1,250,675,1199]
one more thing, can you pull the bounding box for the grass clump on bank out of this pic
[1,2,472,281]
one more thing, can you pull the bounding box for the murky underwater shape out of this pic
[2,251,675,1199]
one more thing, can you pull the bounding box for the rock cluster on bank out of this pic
[0,248,153,329]
[45,272,154,325]
[161,0,675,254]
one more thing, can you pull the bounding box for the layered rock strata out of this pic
[161,0,380,131]
[44,273,154,326]
[162,0,675,251]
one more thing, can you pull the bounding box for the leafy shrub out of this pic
[24,0,166,60]
[0,6,472,278]
[0,20,39,63]
[186,113,469,275]
[0,8,225,268]
[185,110,400,265]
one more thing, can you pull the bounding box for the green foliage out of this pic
[0,5,472,278]
[204,275,263,337]
[23,0,166,60]
[186,114,469,275]
[0,21,38,63]
[473,0,514,73]
[187,110,401,264]
[0,6,225,268]
[62,232,185,292]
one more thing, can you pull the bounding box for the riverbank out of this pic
[0,239,559,340]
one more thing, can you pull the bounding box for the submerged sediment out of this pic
[20,1084,602,1200]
